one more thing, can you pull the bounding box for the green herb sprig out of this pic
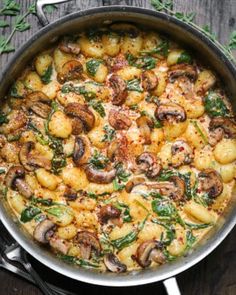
[0,1,57,54]
[150,0,236,63]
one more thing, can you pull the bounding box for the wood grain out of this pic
[0,1,236,295]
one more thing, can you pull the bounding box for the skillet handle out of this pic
[36,0,72,26]
[163,277,181,295]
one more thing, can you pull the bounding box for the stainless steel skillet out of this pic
[0,0,235,293]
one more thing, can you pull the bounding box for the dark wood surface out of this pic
[0,1,236,294]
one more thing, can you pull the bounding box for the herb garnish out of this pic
[150,0,236,63]
[20,206,41,223]
[86,59,103,76]
[0,112,9,125]
[111,216,149,250]
[102,125,116,142]
[41,65,53,84]
[204,92,229,117]
[0,2,57,54]
[126,79,143,92]
[89,150,109,169]
[126,53,157,70]
[113,163,131,191]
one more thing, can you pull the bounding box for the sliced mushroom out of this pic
[136,240,164,268]
[108,109,132,130]
[75,231,101,260]
[4,165,32,198]
[73,135,91,166]
[63,187,77,201]
[108,74,128,105]
[136,152,162,179]
[198,169,223,198]
[57,60,83,84]
[99,204,121,224]
[125,176,146,193]
[168,64,197,82]
[33,219,56,244]
[155,103,186,123]
[59,36,80,55]
[19,141,51,171]
[209,117,236,146]
[177,76,195,101]
[104,253,127,273]
[25,91,51,118]
[85,165,116,184]
[171,140,193,167]
[65,102,95,132]
[147,176,185,201]
[49,236,69,254]
[136,115,153,144]
[141,70,158,91]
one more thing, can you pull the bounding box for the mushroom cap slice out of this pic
[199,169,223,198]
[85,165,116,184]
[108,109,132,130]
[136,152,162,179]
[57,60,83,84]
[49,236,69,254]
[59,37,80,55]
[168,64,197,82]
[4,165,25,189]
[141,70,158,91]
[33,219,56,244]
[99,204,121,224]
[25,91,51,118]
[75,231,101,259]
[19,141,51,171]
[136,240,163,268]
[4,165,33,199]
[65,102,95,132]
[108,74,128,106]
[171,140,193,167]
[155,103,186,123]
[136,115,153,145]
[209,117,236,139]
[104,253,127,273]
[73,135,91,166]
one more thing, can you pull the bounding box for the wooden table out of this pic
[0,1,236,294]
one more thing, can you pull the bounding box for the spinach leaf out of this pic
[186,231,196,249]
[10,83,23,98]
[153,219,176,245]
[126,79,143,92]
[194,192,213,207]
[41,65,53,84]
[78,86,96,100]
[51,154,67,174]
[46,205,71,218]
[88,99,105,118]
[58,254,100,268]
[113,164,131,191]
[152,199,185,226]
[126,53,156,70]
[20,206,41,223]
[102,125,116,142]
[0,168,6,174]
[177,51,192,64]
[114,202,132,222]
[89,150,109,169]
[185,222,212,230]
[111,216,148,250]
[0,112,9,125]
[157,169,176,181]
[142,40,169,57]
[86,59,103,76]
[7,134,21,142]
[204,92,229,117]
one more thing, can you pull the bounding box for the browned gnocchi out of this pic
[0,23,235,274]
